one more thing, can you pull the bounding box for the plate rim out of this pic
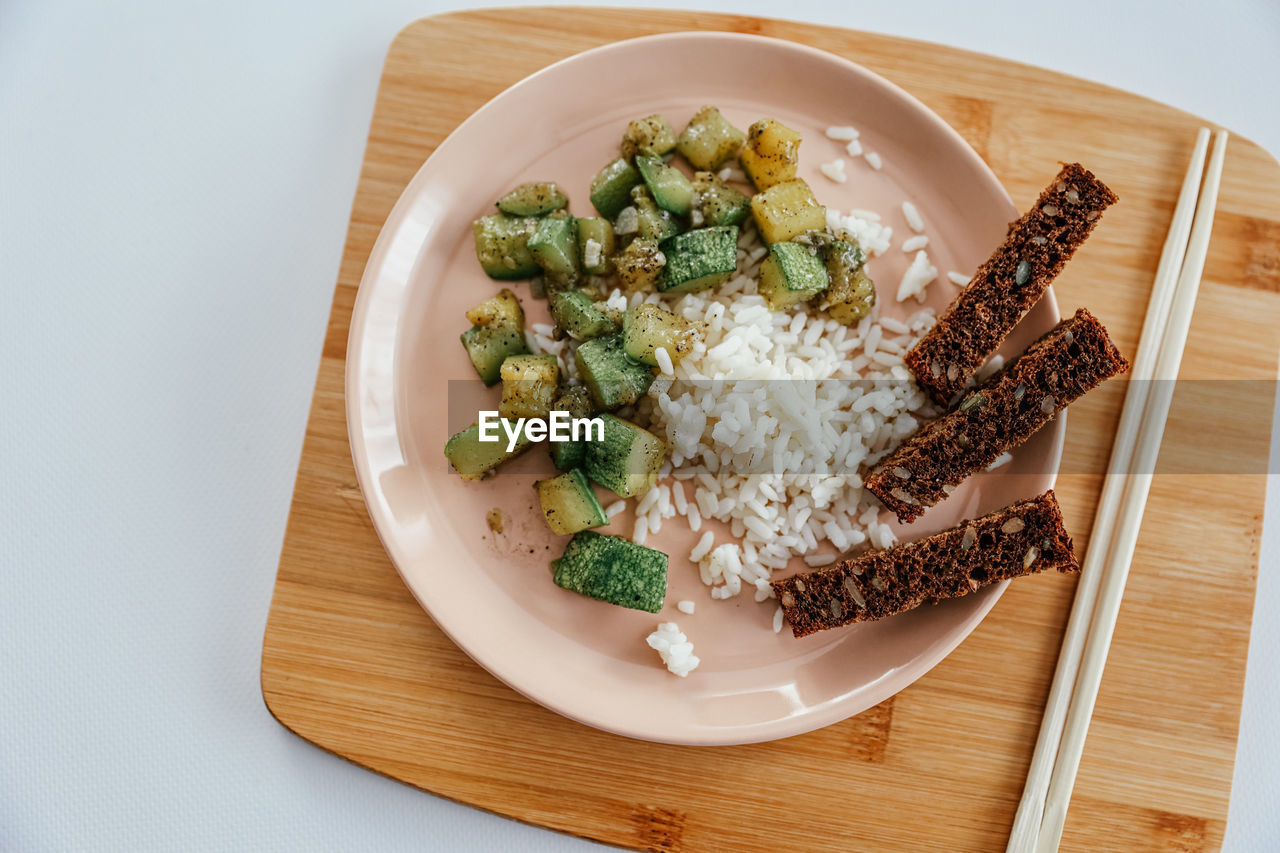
[344,30,1064,745]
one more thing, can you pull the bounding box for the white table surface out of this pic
[2,0,1277,849]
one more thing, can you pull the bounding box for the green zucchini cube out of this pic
[498,354,560,420]
[444,419,536,480]
[577,217,616,275]
[536,468,609,535]
[589,158,642,219]
[677,106,746,171]
[460,289,528,386]
[472,214,540,280]
[816,239,876,324]
[550,291,618,341]
[658,226,739,294]
[583,414,665,499]
[631,189,680,244]
[759,241,830,310]
[750,178,827,244]
[496,181,568,216]
[691,172,751,228]
[574,334,653,410]
[622,304,699,367]
[552,530,668,613]
[635,150,694,216]
[547,385,595,470]
[620,114,677,161]
[526,213,580,278]
[615,238,666,293]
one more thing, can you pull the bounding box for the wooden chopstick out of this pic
[1033,128,1228,850]
[1006,128,1210,852]
[1005,127,1225,853]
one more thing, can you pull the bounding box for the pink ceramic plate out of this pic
[347,32,1063,745]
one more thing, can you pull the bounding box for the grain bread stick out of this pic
[905,163,1118,405]
[773,490,1077,637]
[869,308,1128,523]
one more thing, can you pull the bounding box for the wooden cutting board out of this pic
[260,9,1280,851]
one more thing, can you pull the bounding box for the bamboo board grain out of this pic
[261,8,1280,851]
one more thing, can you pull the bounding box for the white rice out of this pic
[646,622,700,677]
[637,222,937,600]
[717,166,747,183]
[826,208,893,257]
[615,206,639,235]
[901,234,929,253]
[901,201,925,232]
[689,530,715,563]
[677,600,696,615]
[896,250,939,303]
[845,138,863,158]
[819,158,848,184]
[583,238,602,270]
[947,271,972,287]
[865,151,883,170]
[825,125,859,141]
[654,346,675,376]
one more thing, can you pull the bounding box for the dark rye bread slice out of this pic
[867,308,1127,523]
[773,491,1077,637]
[905,163,1118,405]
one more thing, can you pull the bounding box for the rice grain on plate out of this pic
[901,234,929,253]
[896,250,939,303]
[646,622,700,677]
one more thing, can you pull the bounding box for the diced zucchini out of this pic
[620,114,677,161]
[691,172,751,228]
[658,226,739,294]
[758,242,829,310]
[444,420,535,480]
[816,239,876,324]
[577,217,616,275]
[551,436,584,472]
[472,214,539,280]
[635,150,694,216]
[677,106,747,171]
[460,326,527,386]
[527,212,579,278]
[583,414,665,499]
[498,354,560,420]
[622,304,700,367]
[551,530,669,613]
[496,182,567,216]
[750,179,827,244]
[739,118,802,190]
[548,385,595,469]
[792,228,838,251]
[550,291,618,341]
[589,158,642,219]
[465,287,524,327]
[631,188,680,243]
[536,469,608,535]
[460,289,529,386]
[615,237,666,292]
[575,334,654,410]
